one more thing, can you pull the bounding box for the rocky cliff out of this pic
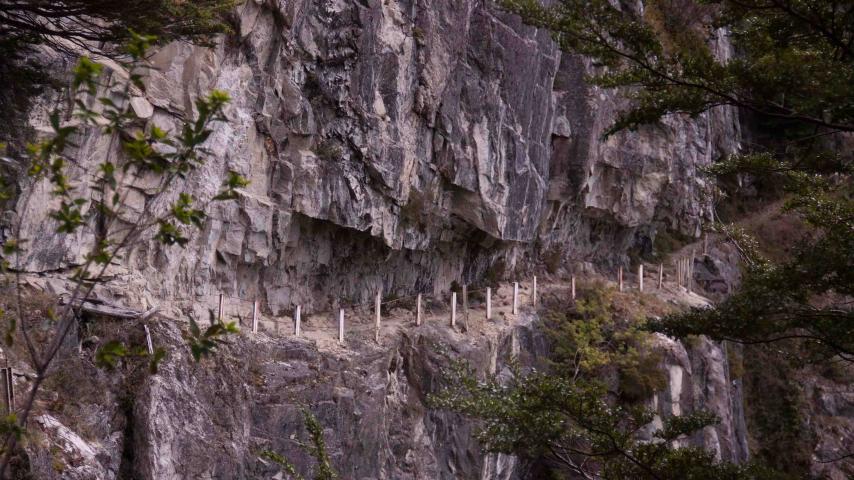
[6,0,739,317]
[15,289,749,480]
[1,1,758,478]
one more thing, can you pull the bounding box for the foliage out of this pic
[186,316,239,362]
[431,360,778,480]
[0,1,235,56]
[648,181,854,361]
[0,0,236,152]
[499,0,854,136]
[431,284,778,478]
[501,0,854,367]
[542,285,666,402]
[740,345,814,476]
[0,33,246,475]
[400,189,441,230]
[260,409,338,480]
[543,245,563,274]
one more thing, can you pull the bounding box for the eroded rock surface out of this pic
[18,307,749,480]
[4,0,739,317]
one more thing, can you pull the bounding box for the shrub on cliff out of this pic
[432,285,780,479]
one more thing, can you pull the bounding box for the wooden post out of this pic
[658,263,663,289]
[143,325,154,355]
[571,275,576,300]
[485,287,492,320]
[682,257,690,288]
[375,289,382,343]
[618,267,624,292]
[703,234,708,256]
[416,294,422,326]
[338,308,344,344]
[294,305,301,336]
[450,292,457,327]
[251,300,258,334]
[217,293,224,323]
[532,275,537,307]
[512,282,519,315]
[638,264,644,292]
[676,259,680,286]
[682,257,688,287]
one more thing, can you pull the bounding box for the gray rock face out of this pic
[21,313,546,480]
[3,2,751,478]
[19,309,749,480]
[649,334,750,464]
[5,0,739,316]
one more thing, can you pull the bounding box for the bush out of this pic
[542,283,666,403]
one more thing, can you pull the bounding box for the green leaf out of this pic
[95,341,129,369]
[149,347,167,374]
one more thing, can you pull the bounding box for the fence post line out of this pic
[638,264,644,292]
[416,294,422,326]
[295,305,301,337]
[451,292,457,327]
[658,263,663,289]
[338,308,345,344]
[143,325,154,355]
[532,275,537,307]
[571,275,576,300]
[375,289,382,343]
[512,282,519,315]
[618,266,624,292]
[217,293,224,323]
[251,300,259,334]
[486,287,492,320]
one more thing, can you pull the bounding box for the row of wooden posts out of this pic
[200,255,696,346]
[0,255,700,416]
[223,279,541,345]
[616,259,695,294]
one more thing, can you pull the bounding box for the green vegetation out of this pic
[0,1,234,55]
[0,33,246,475]
[260,409,339,480]
[741,346,814,476]
[0,0,236,150]
[436,0,854,476]
[501,0,854,363]
[542,285,666,402]
[432,284,780,479]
